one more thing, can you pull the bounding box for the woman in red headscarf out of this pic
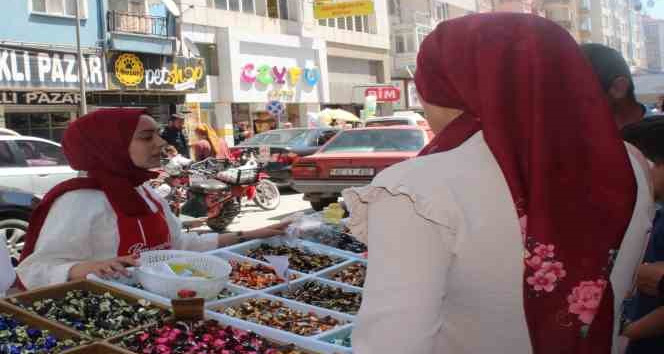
[342,13,654,354]
[17,109,289,289]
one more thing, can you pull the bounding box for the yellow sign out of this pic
[314,0,374,20]
[114,53,144,87]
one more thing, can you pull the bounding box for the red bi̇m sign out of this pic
[365,86,401,102]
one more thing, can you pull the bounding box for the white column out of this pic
[214,102,235,146]
[299,103,320,127]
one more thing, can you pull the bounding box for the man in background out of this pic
[581,43,646,129]
[160,113,190,158]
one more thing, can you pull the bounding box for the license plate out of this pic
[330,168,375,177]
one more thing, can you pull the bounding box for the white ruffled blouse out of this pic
[17,185,218,290]
[342,132,654,354]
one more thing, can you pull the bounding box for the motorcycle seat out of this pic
[189,179,229,192]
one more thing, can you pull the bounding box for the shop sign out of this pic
[0,45,105,91]
[108,52,207,92]
[314,0,374,20]
[365,86,400,103]
[0,90,81,105]
[240,63,320,102]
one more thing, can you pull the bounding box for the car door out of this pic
[0,140,33,192]
[14,140,77,196]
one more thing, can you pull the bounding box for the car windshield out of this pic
[240,129,308,146]
[321,129,425,153]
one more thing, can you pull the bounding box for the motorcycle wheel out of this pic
[254,179,281,210]
[206,200,241,232]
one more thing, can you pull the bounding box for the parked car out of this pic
[0,128,20,136]
[0,186,40,265]
[365,112,432,131]
[0,136,77,196]
[231,128,339,186]
[291,126,431,211]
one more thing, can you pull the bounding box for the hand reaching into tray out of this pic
[68,255,139,281]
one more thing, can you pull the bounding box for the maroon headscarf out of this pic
[20,109,158,262]
[416,14,636,353]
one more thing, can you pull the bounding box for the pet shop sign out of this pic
[240,63,321,101]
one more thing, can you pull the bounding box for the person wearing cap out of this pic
[160,112,190,158]
[581,43,646,129]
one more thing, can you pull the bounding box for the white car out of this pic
[0,136,77,196]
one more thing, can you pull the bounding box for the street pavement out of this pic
[181,189,313,233]
[227,189,313,231]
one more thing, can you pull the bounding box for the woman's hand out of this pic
[245,220,292,240]
[68,255,139,281]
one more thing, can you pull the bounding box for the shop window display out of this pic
[6,112,72,142]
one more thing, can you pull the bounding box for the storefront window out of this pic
[196,43,219,76]
[338,17,346,29]
[214,0,228,10]
[242,0,254,13]
[278,0,289,20]
[267,0,279,18]
[6,112,72,142]
[229,0,240,11]
[354,16,362,32]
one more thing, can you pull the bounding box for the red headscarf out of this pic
[416,14,636,353]
[20,109,159,262]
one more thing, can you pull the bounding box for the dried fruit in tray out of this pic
[119,319,304,354]
[229,260,297,290]
[0,313,86,353]
[9,290,167,339]
[275,282,362,315]
[331,263,366,288]
[222,298,344,336]
[245,244,342,273]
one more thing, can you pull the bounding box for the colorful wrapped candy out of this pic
[0,313,85,353]
[245,244,343,273]
[229,260,297,290]
[120,319,304,354]
[9,290,167,339]
[222,298,344,336]
[275,281,363,315]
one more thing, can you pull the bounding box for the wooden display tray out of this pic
[0,301,92,351]
[3,280,171,341]
[62,343,134,354]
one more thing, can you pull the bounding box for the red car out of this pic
[292,126,432,211]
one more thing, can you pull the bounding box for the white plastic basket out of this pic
[136,250,232,300]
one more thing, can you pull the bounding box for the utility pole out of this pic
[75,0,88,115]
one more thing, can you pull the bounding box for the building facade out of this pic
[0,0,105,141]
[89,0,206,124]
[388,0,477,111]
[644,16,664,71]
[178,0,391,145]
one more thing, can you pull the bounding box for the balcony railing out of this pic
[107,11,172,37]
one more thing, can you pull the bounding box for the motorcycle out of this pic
[229,149,281,211]
[154,158,240,232]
